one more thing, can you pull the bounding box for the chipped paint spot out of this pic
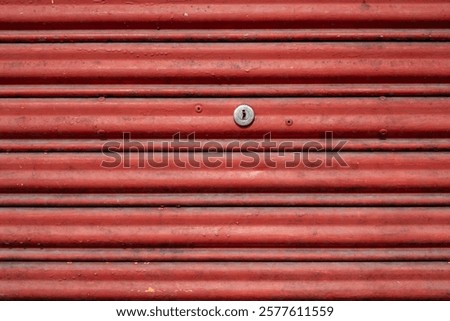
[361,1,370,10]
[145,287,155,293]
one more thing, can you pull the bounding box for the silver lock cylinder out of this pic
[234,104,255,127]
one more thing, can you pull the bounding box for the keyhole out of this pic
[234,104,254,127]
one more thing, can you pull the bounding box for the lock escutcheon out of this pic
[234,104,255,127]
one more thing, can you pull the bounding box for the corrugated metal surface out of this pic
[1,98,450,139]
[1,0,450,42]
[1,262,450,300]
[1,153,450,192]
[0,0,450,300]
[1,207,450,246]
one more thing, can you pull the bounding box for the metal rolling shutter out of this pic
[0,0,450,300]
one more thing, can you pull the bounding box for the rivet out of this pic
[195,105,203,113]
[379,128,388,140]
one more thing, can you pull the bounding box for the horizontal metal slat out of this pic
[1,1,449,41]
[3,0,449,28]
[1,84,450,98]
[1,43,449,85]
[1,193,449,207]
[1,98,449,139]
[0,262,449,299]
[3,29,450,42]
[1,207,449,247]
[1,152,449,193]
[2,248,450,262]
[2,139,450,152]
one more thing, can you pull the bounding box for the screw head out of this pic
[233,104,255,127]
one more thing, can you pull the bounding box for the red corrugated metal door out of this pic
[0,0,450,300]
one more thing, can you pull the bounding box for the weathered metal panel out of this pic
[1,0,450,41]
[1,84,450,98]
[0,98,449,139]
[0,262,449,300]
[1,193,450,207]
[0,152,450,193]
[2,138,450,152]
[1,207,449,246]
[1,153,450,193]
[1,43,449,85]
[0,0,450,300]
[2,248,450,262]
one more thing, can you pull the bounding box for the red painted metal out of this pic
[3,29,450,42]
[1,207,449,246]
[0,98,449,140]
[1,153,449,193]
[0,83,450,98]
[1,193,449,207]
[0,262,449,300]
[1,0,449,41]
[1,138,450,152]
[1,84,450,98]
[1,0,450,300]
[1,43,449,85]
[2,248,450,262]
